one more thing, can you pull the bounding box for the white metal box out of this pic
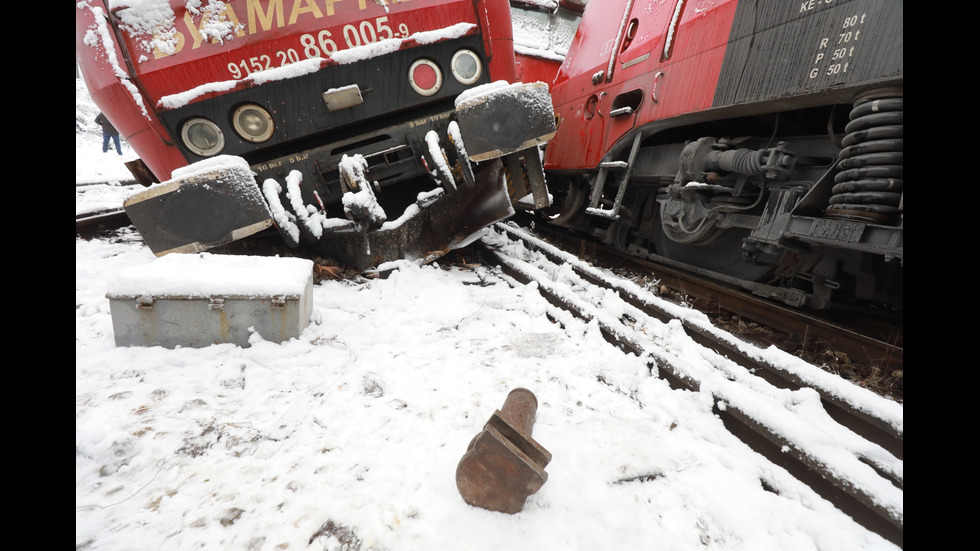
[107,253,314,348]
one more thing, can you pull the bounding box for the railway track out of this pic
[75,180,140,238]
[474,222,903,547]
[514,214,903,377]
[75,208,131,238]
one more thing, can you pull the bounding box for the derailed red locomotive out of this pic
[75,0,556,268]
[539,0,902,312]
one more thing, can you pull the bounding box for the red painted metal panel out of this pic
[545,0,739,170]
[514,54,561,86]
[76,1,188,181]
[480,0,518,83]
[509,0,585,88]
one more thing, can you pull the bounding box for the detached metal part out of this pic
[300,158,515,270]
[121,154,514,270]
[456,388,552,514]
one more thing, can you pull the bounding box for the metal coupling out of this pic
[455,388,552,514]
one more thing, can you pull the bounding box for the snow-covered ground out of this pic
[76,78,901,550]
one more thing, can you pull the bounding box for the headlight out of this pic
[409,59,442,96]
[232,104,275,143]
[451,50,482,85]
[181,118,224,157]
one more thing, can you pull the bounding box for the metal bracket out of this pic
[585,133,643,220]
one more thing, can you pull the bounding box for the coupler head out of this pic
[455,388,552,514]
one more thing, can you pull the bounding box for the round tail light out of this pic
[181,117,224,157]
[232,104,274,143]
[409,59,442,96]
[451,50,482,85]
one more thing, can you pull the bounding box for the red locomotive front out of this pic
[76,0,556,267]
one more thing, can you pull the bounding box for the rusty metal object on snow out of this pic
[455,388,552,514]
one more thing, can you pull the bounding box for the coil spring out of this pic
[826,94,903,224]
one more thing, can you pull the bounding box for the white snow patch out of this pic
[107,252,313,298]
[170,154,251,181]
[339,154,387,226]
[262,178,300,244]
[285,170,326,239]
[425,130,455,191]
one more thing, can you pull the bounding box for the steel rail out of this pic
[76,208,131,237]
[492,223,904,454]
[520,216,903,372]
[476,222,903,547]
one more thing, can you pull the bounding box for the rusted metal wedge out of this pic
[456,388,552,514]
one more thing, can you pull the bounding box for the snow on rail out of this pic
[481,223,903,528]
[489,223,904,436]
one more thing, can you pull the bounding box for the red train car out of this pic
[541,0,903,311]
[76,0,555,268]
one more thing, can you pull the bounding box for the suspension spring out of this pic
[826,92,903,224]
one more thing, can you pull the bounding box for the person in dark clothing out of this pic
[95,112,122,155]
